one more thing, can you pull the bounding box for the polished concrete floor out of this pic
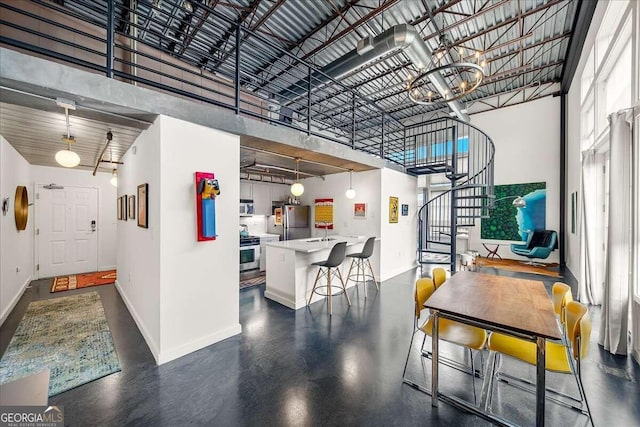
[1,266,638,426]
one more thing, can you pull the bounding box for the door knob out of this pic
[91,220,96,232]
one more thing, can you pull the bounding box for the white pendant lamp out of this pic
[110,169,118,187]
[55,106,80,168]
[55,148,80,168]
[345,170,356,199]
[290,158,304,197]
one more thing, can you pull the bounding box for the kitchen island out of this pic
[264,235,367,309]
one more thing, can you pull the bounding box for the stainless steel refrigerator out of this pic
[267,205,310,241]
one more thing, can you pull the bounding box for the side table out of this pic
[482,243,502,259]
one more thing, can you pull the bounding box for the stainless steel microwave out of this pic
[240,199,254,216]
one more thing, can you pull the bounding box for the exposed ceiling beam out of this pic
[207,0,286,73]
[425,0,566,47]
[315,60,564,128]
[176,0,220,56]
[255,0,398,92]
[199,0,262,69]
[251,0,361,84]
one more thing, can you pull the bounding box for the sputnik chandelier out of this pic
[407,35,486,106]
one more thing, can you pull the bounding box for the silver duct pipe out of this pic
[277,24,470,122]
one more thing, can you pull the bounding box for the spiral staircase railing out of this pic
[406,117,495,273]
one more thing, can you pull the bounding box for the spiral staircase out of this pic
[405,117,496,273]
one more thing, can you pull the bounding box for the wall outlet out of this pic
[16,266,20,273]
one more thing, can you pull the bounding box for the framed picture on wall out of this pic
[571,191,576,234]
[137,183,148,228]
[389,196,398,223]
[122,195,128,221]
[401,204,409,216]
[129,195,136,220]
[353,203,366,219]
[117,196,122,220]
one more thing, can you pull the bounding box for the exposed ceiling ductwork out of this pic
[278,24,470,122]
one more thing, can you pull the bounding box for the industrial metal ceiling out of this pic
[0,0,585,175]
[55,0,579,124]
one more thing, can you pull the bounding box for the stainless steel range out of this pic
[240,236,260,271]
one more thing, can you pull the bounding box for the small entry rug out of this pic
[240,273,266,290]
[0,292,121,396]
[51,269,117,293]
[476,257,561,278]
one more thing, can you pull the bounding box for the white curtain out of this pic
[579,148,601,305]
[599,110,634,355]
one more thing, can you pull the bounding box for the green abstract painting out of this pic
[481,182,546,241]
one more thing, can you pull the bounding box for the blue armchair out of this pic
[510,230,558,265]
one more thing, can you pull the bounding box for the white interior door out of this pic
[37,185,98,278]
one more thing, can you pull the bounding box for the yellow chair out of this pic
[403,277,487,401]
[552,282,573,344]
[487,301,593,421]
[552,282,573,324]
[432,267,447,289]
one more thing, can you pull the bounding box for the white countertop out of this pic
[256,233,281,238]
[265,235,366,253]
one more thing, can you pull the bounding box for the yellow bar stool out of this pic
[345,237,378,298]
[307,241,350,316]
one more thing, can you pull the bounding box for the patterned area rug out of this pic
[240,274,266,290]
[476,257,561,278]
[51,270,117,293]
[0,292,121,396]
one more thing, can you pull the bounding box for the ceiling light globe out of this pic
[55,149,80,168]
[110,176,118,187]
[345,188,356,199]
[290,182,304,197]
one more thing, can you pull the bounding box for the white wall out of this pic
[31,165,117,272]
[0,135,33,325]
[379,168,418,281]
[468,97,561,262]
[157,115,240,363]
[116,118,162,357]
[116,115,241,365]
[300,168,418,281]
[300,169,383,276]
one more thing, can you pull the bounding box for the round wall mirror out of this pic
[15,186,28,231]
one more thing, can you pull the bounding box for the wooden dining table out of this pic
[424,271,561,426]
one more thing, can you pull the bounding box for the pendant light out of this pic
[345,170,356,199]
[290,158,304,197]
[110,169,118,187]
[55,106,80,168]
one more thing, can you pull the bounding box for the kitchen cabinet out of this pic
[271,185,290,204]
[240,181,290,214]
[240,181,253,200]
[253,183,272,216]
[259,234,280,271]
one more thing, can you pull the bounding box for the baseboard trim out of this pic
[99,265,116,271]
[264,289,297,309]
[157,323,242,365]
[380,264,415,282]
[0,275,32,327]
[114,280,160,364]
[633,349,640,366]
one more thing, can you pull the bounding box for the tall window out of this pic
[579,1,637,300]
